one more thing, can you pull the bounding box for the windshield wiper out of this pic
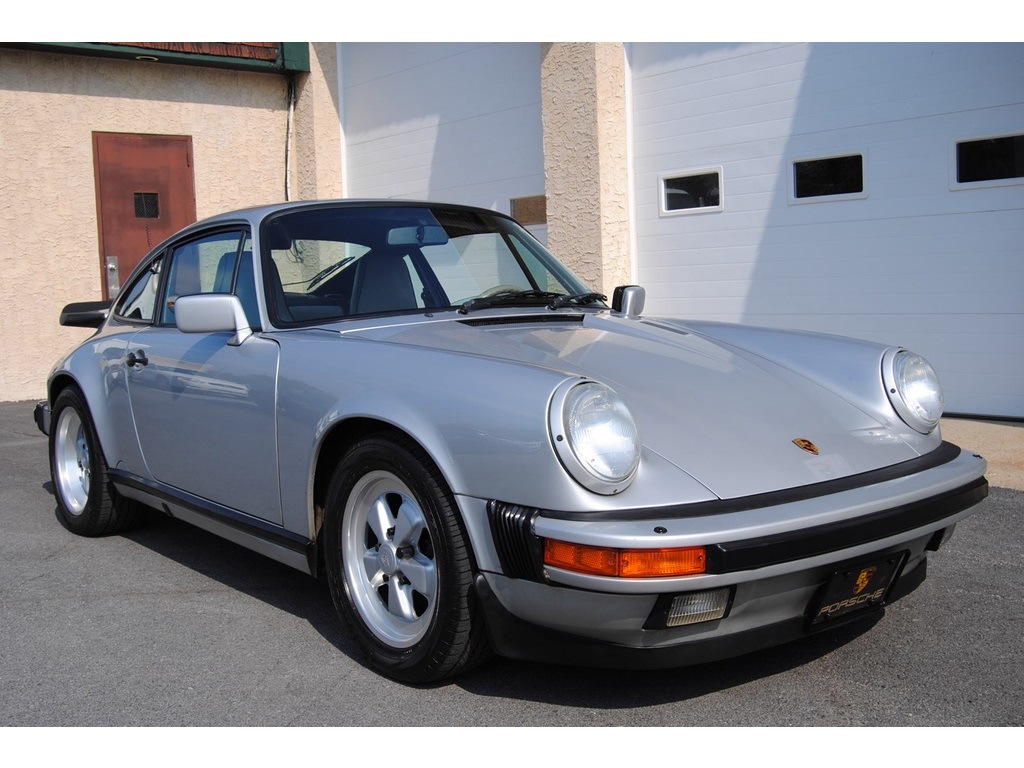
[306,256,355,291]
[458,290,563,314]
[547,292,607,310]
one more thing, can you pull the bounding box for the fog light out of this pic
[665,589,730,627]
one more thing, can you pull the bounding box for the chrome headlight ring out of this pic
[548,379,641,495]
[882,348,944,434]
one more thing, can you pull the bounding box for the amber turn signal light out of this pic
[544,539,706,578]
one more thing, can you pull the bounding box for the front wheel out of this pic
[324,434,490,682]
[49,387,140,536]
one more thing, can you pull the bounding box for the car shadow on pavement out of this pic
[117,508,359,658]
[456,614,882,706]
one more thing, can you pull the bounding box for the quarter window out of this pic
[115,256,163,323]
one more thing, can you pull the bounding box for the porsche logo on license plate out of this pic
[810,552,908,626]
[854,566,877,594]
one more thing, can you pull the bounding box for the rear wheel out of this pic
[50,387,140,536]
[324,434,490,682]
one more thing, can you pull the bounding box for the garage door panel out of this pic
[631,42,1024,416]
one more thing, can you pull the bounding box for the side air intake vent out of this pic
[486,501,544,580]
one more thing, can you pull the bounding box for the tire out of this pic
[324,434,491,683]
[49,387,140,536]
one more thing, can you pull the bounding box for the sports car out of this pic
[34,200,988,682]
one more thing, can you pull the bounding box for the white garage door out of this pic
[340,42,546,242]
[630,42,1024,417]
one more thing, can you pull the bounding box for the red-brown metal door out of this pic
[93,133,197,299]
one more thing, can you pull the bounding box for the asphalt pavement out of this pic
[1,399,1021,728]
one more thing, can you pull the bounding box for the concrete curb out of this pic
[941,418,1024,491]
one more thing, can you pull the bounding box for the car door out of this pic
[124,228,284,525]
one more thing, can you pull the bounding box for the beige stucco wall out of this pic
[294,44,343,201]
[0,44,341,402]
[540,42,632,296]
[2,41,634,401]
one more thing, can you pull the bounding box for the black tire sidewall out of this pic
[49,387,112,535]
[324,435,471,682]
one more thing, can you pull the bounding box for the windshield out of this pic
[260,205,595,325]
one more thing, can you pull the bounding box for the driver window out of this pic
[161,230,244,325]
[235,236,260,329]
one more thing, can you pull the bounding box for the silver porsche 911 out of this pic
[35,200,988,682]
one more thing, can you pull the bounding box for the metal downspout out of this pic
[285,74,296,201]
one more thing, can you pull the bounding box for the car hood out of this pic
[342,312,924,500]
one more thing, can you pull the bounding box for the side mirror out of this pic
[60,300,112,329]
[174,294,253,346]
[611,285,645,319]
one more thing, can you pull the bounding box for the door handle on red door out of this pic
[106,255,120,295]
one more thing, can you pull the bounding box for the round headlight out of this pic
[549,380,640,494]
[883,349,943,433]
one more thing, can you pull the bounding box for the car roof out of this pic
[190,199,514,229]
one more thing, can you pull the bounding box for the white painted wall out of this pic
[630,42,1024,417]
[339,42,545,240]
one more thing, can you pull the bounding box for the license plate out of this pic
[810,551,908,626]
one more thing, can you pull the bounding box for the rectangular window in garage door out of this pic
[659,167,724,216]
[952,133,1024,189]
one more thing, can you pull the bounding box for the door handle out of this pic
[126,349,149,367]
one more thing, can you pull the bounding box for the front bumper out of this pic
[474,556,930,670]
[467,443,987,668]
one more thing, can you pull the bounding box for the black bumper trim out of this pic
[542,441,966,522]
[492,442,986,580]
[33,401,50,436]
[708,476,987,573]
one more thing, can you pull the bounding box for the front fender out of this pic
[676,319,943,454]
[273,334,716,537]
